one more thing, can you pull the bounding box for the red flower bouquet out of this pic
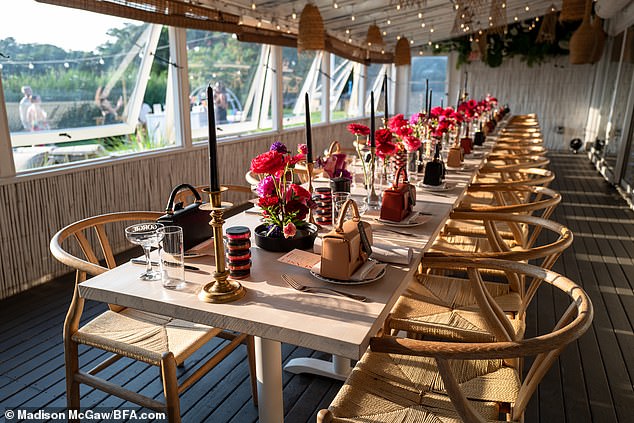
[251,142,315,238]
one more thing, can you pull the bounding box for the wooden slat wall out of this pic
[465,56,596,150]
[0,120,365,299]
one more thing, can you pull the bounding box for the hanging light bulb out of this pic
[525,6,529,11]
[333,1,338,9]
[251,2,256,10]
[536,16,539,22]
[387,19,391,25]
[430,27,434,33]
[428,40,432,45]
[346,28,350,34]
[421,22,426,28]
[410,39,414,44]
[382,31,387,35]
[514,16,518,21]
[397,35,401,40]
[435,44,439,49]
[351,14,355,21]
[419,50,423,55]
[291,8,297,19]
[418,12,422,18]
[396,4,401,10]
[99,57,105,65]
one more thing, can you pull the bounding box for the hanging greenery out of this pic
[435,15,580,68]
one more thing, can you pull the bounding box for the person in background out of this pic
[213,81,228,124]
[95,86,123,124]
[19,85,33,130]
[26,95,49,131]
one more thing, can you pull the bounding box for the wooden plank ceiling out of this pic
[200,0,562,53]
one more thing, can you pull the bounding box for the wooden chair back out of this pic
[374,258,593,422]
[457,185,561,220]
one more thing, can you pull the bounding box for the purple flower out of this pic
[256,175,277,197]
[270,141,288,154]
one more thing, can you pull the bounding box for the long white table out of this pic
[78,140,496,423]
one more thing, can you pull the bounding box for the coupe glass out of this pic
[125,222,164,280]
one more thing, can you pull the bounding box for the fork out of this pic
[281,274,367,302]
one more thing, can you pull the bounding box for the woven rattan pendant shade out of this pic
[560,0,586,22]
[394,37,411,66]
[569,0,595,64]
[297,3,325,52]
[366,24,384,47]
[536,10,558,44]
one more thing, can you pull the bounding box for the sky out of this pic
[0,0,136,52]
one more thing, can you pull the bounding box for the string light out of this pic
[382,31,387,35]
[514,16,518,21]
[525,6,529,11]
[419,50,423,55]
[63,62,69,68]
[410,39,414,44]
[421,22,426,28]
[345,29,350,34]
[28,63,34,69]
[333,1,339,9]
[251,2,256,10]
[387,19,391,25]
[430,27,435,33]
[418,12,422,18]
[396,4,401,10]
[291,9,297,19]
[428,40,432,45]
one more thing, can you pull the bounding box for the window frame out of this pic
[6,24,162,149]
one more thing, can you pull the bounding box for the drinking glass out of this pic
[158,226,185,290]
[125,222,164,281]
[332,192,351,224]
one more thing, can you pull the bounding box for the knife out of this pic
[131,258,200,271]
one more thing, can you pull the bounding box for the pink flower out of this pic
[286,183,312,204]
[283,222,297,238]
[298,144,308,155]
[403,136,422,153]
[256,175,276,197]
[409,112,425,125]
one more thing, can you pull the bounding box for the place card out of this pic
[278,249,321,270]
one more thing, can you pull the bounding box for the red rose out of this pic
[251,150,286,175]
[285,200,309,220]
[258,196,279,208]
[347,123,370,136]
[430,106,444,119]
[376,140,398,159]
[286,184,311,204]
[375,128,393,145]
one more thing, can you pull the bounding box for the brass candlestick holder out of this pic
[198,187,246,304]
[366,146,380,208]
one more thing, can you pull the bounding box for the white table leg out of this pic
[283,354,353,381]
[255,336,284,423]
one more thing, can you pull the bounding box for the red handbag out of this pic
[380,166,415,222]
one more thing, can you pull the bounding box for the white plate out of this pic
[310,266,386,285]
[375,213,432,227]
[417,182,455,192]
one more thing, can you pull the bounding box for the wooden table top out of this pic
[79,143,494,360]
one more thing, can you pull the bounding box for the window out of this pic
[365,63,388,115]
[186,30,272,141]
[330,54,362,121]
[1,1,166,171]
[282,48,321,128]
[408,56,448,114]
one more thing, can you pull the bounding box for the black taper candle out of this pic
[383,74,388,122]
[441,98,444,108]
[305,92,313,163]
[427,90,434,115]
[207,85,219,192]
[464,71,468,96]
[425,79,429,112]
[370,91,376,147]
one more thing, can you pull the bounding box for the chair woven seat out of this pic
[74,309,222,366]
[430,234,519,255]
[325,352,515,422]
[389,274,524,342]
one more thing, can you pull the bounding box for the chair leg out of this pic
[246,336,259,406]
[161,352,181,423]
[64,338,80,421]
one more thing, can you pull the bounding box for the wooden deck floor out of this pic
[1,152,633,422]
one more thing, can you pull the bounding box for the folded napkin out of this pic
[370,243,413,265]
[311,260,387,282]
